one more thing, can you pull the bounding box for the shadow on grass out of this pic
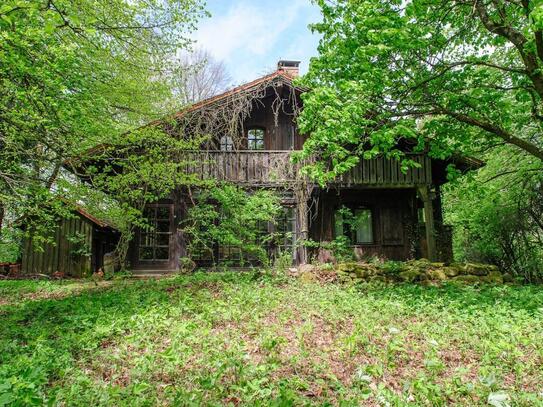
[1,271,262,361]
[0,271,270,403]
[3,275,542,348]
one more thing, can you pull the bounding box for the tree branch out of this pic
[440,107,543,160]
[475,0,543,97]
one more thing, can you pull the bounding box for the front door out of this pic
[137,204,173,268]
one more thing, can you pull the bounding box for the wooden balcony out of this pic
[184,151,299,186]
[337,153,432,187]
[184,151,432,187]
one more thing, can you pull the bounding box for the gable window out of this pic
[247,128,265,150]
[334,207,374,244]
[220,135,234,151]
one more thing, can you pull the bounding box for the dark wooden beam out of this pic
[295,193,309,265]
[418,186,437,261]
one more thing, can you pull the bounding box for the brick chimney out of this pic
[277,60,300,77]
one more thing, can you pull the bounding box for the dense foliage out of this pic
[1,274,542,405]
[444,148,543,282]
[183,184,283,266]
[0,0,204,258]
[77,125,209,266]
[298,0,543,182]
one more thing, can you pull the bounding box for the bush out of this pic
[183,184,282,266]
[0,228,21,263]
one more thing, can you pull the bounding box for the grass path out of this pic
[1,272,542,405]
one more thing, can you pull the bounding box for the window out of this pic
[218,245,242,264]
[334,207,374,244]
[220,135,234,151]
[247,128,265,150]
[353,208,373,244]
[274,206,295,254]
[138,205,172,262]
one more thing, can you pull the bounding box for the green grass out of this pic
[1,272,542,406]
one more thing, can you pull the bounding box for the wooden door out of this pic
[136,204,173,268]
[380,207,404,246]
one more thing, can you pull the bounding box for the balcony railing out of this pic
[184,151,298,185]
[337,153,431,187]
[183,150,431,186]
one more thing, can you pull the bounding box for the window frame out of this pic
[138,204,172,263]
[334,205,375,245]
[274,205,296,253]
[352,207,374,244]
[247,127,265,150]
[219,135,234,151]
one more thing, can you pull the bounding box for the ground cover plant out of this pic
[1,272,542,406]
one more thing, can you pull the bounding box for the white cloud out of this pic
[193,0,312,82]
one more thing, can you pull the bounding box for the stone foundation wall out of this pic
[297,259,513,285]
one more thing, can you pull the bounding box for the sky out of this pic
[192,0,322,85]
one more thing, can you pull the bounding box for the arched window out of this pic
[247,128,265,150]
[220,135,234,151]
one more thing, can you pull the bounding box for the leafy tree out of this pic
[444,148,543,281]
[0,0,205,257]
[298,0,543,182]
[76,125,209,266]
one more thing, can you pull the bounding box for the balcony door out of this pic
[137,204,173,268]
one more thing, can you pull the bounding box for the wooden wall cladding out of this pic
[310,188,418,261]
[21,215,93,277]
[337,154,431,186]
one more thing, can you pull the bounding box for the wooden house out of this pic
[121,60,480,272]
[22,60,481,275]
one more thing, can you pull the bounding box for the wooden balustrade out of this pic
[184,151,298,185]
[337,154,432,187]
[183,151,432,186]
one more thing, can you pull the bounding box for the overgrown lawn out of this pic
[1,272,542,405]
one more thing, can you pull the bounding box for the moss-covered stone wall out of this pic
[297,259,513,285]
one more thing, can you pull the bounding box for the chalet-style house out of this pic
[21,60,480,275]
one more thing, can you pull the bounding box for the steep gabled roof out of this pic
[179,70,301,113]
[73,70,302,161]
[148,69,302,126]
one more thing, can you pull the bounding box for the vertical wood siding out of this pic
[21,215,94,277]
[184,152,431,186]
[310,189,419,261]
